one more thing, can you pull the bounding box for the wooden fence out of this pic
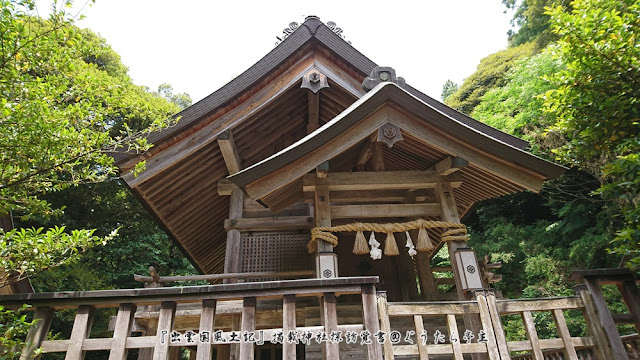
[1,277,382,360]
[377,289,614,360]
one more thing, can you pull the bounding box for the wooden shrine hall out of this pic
[4,16,640,360]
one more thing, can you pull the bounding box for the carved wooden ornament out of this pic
[301,70,329,93]
[377,122,403,147]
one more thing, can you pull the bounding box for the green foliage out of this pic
[472,52,562,142]
[543,0,640,269]
[503,0,569,48]
[155,83,192,110]
[0,0,181,287]
[440,79,458,101]
[444,42,535,114]
[0,305,39,360]
[0,226,115,286]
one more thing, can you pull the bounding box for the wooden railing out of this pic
[0,277,382,360]
[377,289,613,360]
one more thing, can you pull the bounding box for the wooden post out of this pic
[552,308,579,360]
[583,279,629,359]
[576,285,612,360]
[219,130,244,284]
[416,251,438,300]
[314,181,337,278]
[109,303,136,360]
[65,305,95,360]
[224,189,244,283]
[446,314,464,360]
[282,295,296,360]
[376,292,394,360]
[20,306,53,360]
[619,279,640,332]
[307,91,319,134]
[322,292,340,359]
[230,314,241,360]
[473,291,502,360]
[484,291,511,359]
[413,315,429,360]
[522,310,544,360]
[434,183,485,360]
[239,297,256,360]
[196,299,217,360]
[153,301,176,360]
[361,284,383,360]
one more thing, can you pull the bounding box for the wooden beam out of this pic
[431,156,468,176]
[330,203,441,219]
[224,216,313,232]
[217,178,238,196]
[121,54,317,188]
[303,171,462,192]
[217,130,242,175]
[239,297,256,360]
[307,91,320,134]
[313,52,366,98]
[304,189,429,203]
[316,161,329,179]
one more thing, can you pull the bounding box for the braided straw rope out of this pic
[308,219,468,253]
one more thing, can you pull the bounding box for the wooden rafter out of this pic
[217,130,242,175]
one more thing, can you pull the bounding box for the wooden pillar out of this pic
[224,189,244,283]
[435,183,484,360]
[434,183,481,298]
[395,232,419,301]
[314,181,337,278]
[219,130,244,284]
[65,305,95,360]
[109,303,137,360]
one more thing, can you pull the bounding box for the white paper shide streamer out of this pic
[405,231,417,257]
[369,232,382,260]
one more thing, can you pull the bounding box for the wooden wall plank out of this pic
[330,203,441,219]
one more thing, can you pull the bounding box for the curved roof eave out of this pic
[228,82,566,191]
[113,17,529,168]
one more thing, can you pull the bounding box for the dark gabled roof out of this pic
[114,16,528,169]
[229,82,565,199]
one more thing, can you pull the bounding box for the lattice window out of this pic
[241,231,312,278]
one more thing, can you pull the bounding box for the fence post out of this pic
[20,306,53,360]
[376,292,394,360]
[473,290,504,360]
[575,285,613,360]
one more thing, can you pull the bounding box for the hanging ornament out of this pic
[383,225,399,256]
[416,226,434,251]
[352,224,370,255]
[405,231,417,257]
[369,232,382,260]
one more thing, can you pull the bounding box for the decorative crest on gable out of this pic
[301,70,329,93]
[362,66,406,92]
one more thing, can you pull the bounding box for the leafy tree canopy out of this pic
[444,42,535,114]
[543,0,640,268]
[503,0,570,48]
[0,0,180,286]
[440,80,458,101]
